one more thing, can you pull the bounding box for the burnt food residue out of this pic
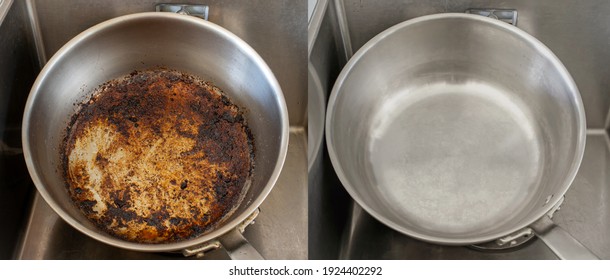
[62,68,253,243]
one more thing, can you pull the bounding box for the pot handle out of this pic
[182,209,264,259]
[155,4,209,20]
[531,215,599,260]
[218,228,264,260]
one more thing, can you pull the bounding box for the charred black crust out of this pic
[78,200,98,215]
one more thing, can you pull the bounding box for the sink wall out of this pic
[0,0,39,259]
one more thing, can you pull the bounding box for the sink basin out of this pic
[308,0,610,260]
[0,0,307,260]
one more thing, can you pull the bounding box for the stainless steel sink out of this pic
[308,0,610,259]
[0,0,307,260]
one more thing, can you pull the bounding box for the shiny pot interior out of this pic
[326,13,585,245]
[22,13,288,252]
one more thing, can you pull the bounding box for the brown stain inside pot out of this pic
[62,68,253,243]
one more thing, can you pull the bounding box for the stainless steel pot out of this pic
[22,12,289,259]
[326,13,597,259]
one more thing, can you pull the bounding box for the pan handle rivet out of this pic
[544,194,554,204]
